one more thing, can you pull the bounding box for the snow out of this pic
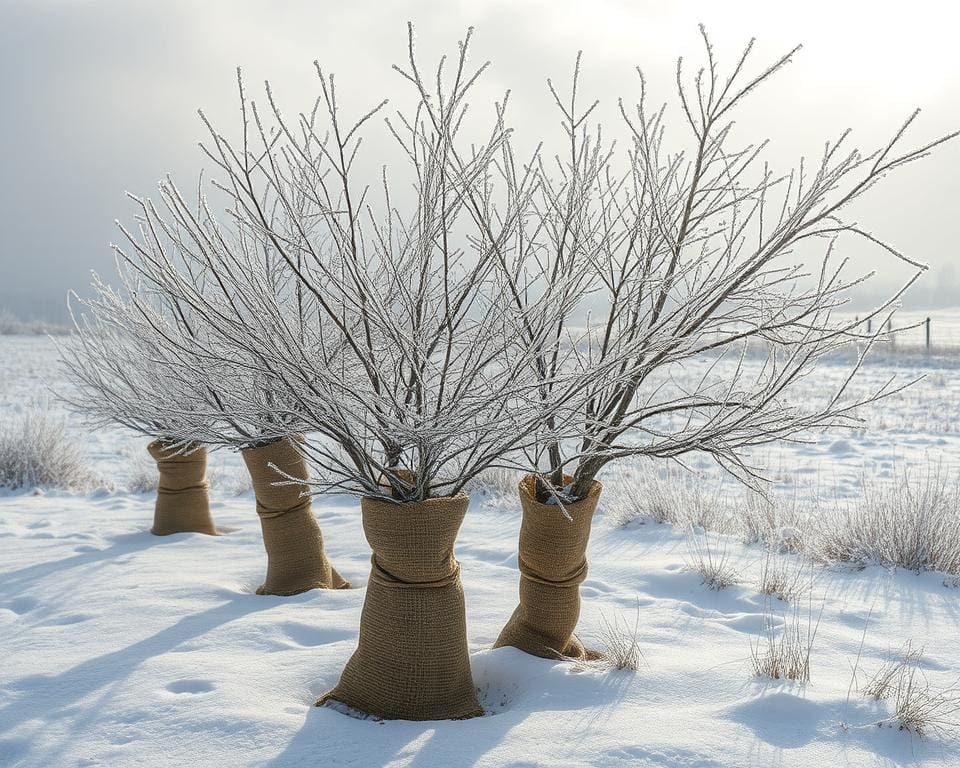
[2,335,960,767]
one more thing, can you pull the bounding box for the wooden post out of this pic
[867,317,872,334]
[926,317,931,351]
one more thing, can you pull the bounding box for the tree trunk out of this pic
[569,456,606,501]
[494,473,602,659]
[148,441,217,536]
[318,493,482,720]
[242,437,350,596]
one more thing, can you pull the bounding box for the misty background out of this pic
[2,0,958,324]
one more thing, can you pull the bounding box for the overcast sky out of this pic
[2,0,958,322]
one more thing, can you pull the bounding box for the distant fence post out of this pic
[926,317,931,351]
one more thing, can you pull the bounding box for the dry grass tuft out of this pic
[889,668,960,738]
[685,529,741,590]
[592,602,645,672]
[862,642,925,701]
[750,597,823,683]
[756,550,813,603]
[859,642,960,738]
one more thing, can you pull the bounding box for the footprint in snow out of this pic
[0,738,29,761]
[580,579,615,596]
[677,603,778,634]
[279,620,353,647]
[44,613,94,626]
[713,612,774,634]
[475,679,522,716]
[165,679,215,695]
[1,596,38,615]
[726,692,825,749]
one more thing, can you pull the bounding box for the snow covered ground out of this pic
[2,335,959,767]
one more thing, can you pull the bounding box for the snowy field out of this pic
[2,335,960,767]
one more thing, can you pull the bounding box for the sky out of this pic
[2,0,959,322]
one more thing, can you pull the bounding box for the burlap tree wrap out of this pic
[319,493,483,721]
[494,474,602,660]
[147,440,217,536]
[241,438,350,596]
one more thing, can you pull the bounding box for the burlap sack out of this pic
[148,440,217,536]
[319,493,483,721]
[494,474,602,660]
[242,437,350,596]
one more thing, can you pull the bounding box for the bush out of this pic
[604,466,731,530]
[207,462,252,496]
[124,447,158,493]
[124,447,252,495]
[0,409,98,490]
[605,462,960,577]
[812,466,960,575]
[0,308,70,336]
[603,464,810,548]
[467,467,521,498]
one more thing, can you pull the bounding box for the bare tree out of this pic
[63,26,600,719]
[134,27,594,504]
[481,27,958,502]
[60,164,352,590]
[60,266,223,535]
[479,28,957,662]
[59,23,958,714]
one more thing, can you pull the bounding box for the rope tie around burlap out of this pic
[319,493,483,721]
[368,558,461,590]
[147,441,217,536]
[494,473,602,660]
[242,437,350,596]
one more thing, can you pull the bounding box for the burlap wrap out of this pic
[494,474,602,660]
[241,438,349,596]
[319,493,483,721]
[147,441,217,536]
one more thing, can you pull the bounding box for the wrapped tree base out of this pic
[494,474,602,660]
[242,438,350,596]
[319,494,482,721]
[148,440,217,536]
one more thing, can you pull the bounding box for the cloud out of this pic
[1,0,958,321]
